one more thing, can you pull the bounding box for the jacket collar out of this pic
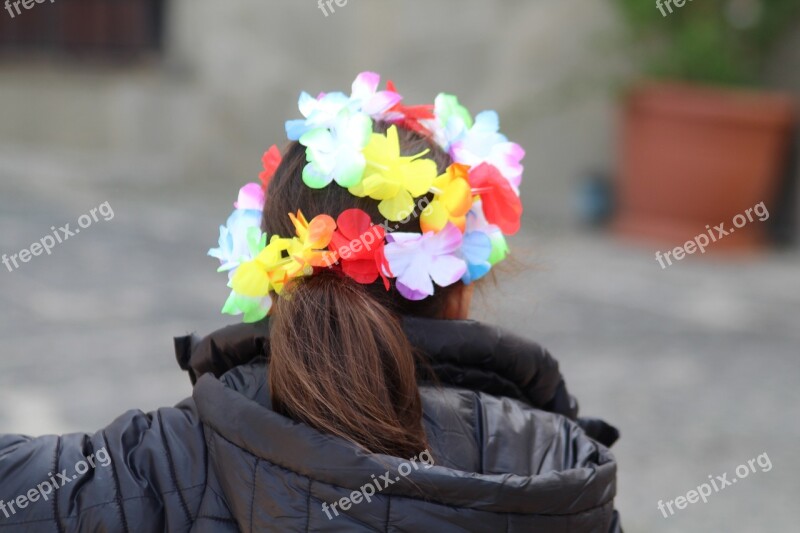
[175,317,570,410]
[174,316,618,447]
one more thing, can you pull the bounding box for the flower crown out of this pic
[209,72,524,323]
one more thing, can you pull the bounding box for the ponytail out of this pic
[269,272,429,459]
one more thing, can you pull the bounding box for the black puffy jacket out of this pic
[0,318,622,532]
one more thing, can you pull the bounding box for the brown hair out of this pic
[264,122,453,458]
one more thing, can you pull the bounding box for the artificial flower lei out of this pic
[209,72,525,322]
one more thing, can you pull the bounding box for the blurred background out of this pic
[1,0,798,530]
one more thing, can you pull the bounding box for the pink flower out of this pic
[233,183,265,211]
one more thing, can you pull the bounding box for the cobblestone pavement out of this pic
[1,151,798,531]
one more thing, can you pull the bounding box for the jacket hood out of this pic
[178,318,621,531]
[194,364,617,529]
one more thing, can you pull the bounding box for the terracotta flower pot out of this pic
[614,81,796,250]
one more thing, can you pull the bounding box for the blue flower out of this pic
[208,208,264,274]
[459,228,492,284]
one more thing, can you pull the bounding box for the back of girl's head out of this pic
[209,73,524,458]
[263,122,458,318]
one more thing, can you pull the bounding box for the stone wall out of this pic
[0,0,623,225]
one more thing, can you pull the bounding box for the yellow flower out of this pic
[231,235,292,298]
[348,125,438,221]
[230,210,338,298]
[420,163,472,233]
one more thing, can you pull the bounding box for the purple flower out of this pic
[384,223,467,300]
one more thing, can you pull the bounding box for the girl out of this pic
[0,73,621,532]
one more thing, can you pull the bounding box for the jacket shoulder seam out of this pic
[249,458,260,533]
[305,477,312,533]
[473,391,485,474]
[384,492,391,529]
[102,431,132,533]
[196,514,238,524]
[157,409,194,525]
[52,435,65,533]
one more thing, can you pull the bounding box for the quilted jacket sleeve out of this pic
[0,398,206,532]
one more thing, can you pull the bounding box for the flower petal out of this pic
[378,189,415,222]
[426,223,463,255]
[402,158,438,198]
[362,92,403,117]
[208,208,263,272]
[442,176,472,217]
[469,163,522,235]
[396,256,435,299]
[259,145,282,189]
[336,208,373,239]
[222,291,272,323]
[351,71,380,100]
[462,230,492,264]
[234,183,265,211]
[285,120,307,141]
[342,259,379,284]
[396,280,430,301]
[332,150,366,188]
[231,260,272,297]
[460,230,492,284]
[488,232,510,265]
[298,91,317,117]
[307,214,336,249]
[429,254,467,287]
[419,200,449,233]
[302,162,333,189]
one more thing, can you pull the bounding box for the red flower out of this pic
[385,80,435,138]
[328,209,391,289]
[259,145,282,191]
[468,163,523,235]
